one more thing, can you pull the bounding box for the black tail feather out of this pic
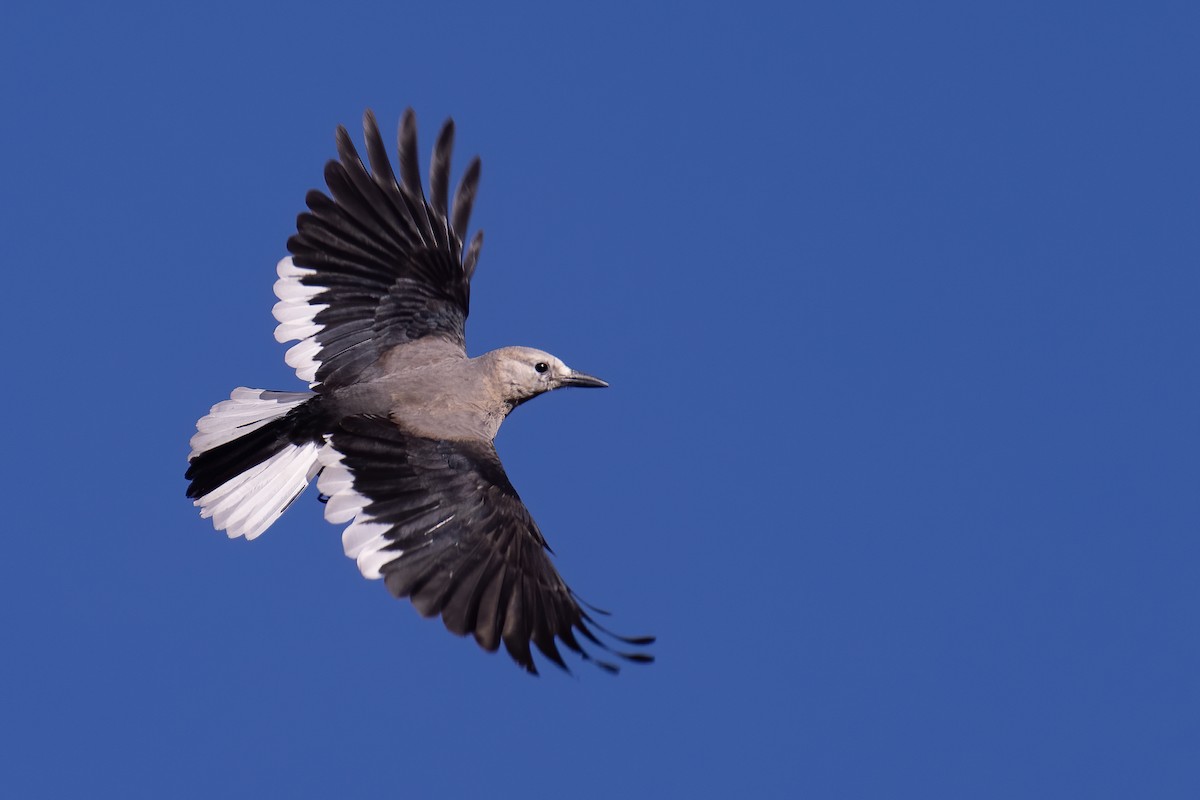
[186,399,324,500]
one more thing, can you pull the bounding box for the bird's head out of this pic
[489,346,608,407]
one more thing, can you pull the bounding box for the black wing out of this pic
[316,415,655,675]
[274,109,484,390]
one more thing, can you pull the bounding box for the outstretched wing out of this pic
[275,109,484,390]
[316,415,655,675]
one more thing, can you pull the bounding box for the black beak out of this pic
[561,371,609,388]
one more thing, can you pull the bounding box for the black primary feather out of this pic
[429,119,454,220]
[284,108,483,390]
[451,158,481,244]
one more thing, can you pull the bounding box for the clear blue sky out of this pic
[2,1,1198,797]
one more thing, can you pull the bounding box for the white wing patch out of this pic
[272,257,327,384]
[317,446,402,580]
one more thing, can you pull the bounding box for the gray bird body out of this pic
[185,107,650,674]
[320,342,601,442]
[321,338,489,441]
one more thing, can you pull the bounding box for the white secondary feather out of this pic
[318,447,401,580]
[272,257,326,384]
[189,387,313,458]
[285,340,322,384]
[195,441,323,540]
[356,531,405,582]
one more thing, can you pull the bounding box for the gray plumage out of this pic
[318,339,607,442]
[186,108,653,674]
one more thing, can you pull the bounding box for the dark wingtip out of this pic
[592,621,657,651]
[515,653,539,676]
[535,639,571,674]
[322,160,344,189]
[398,108,423,198]
[451,156,481,243]
[463,229,483,281]
[591,658,621,675]
[429,119,455,218]
[362,109,396,186]
[334,124,358,166]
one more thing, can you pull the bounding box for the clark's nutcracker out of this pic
[186,109,653,674]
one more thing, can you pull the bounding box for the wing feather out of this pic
[429,119,454,221]
[315,416,654,674]
[278,109,481,389]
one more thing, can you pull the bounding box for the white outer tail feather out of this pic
[190,387,323,540]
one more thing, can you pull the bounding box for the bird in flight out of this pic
[186,108,654,674]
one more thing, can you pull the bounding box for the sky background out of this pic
[2,1,1198,797]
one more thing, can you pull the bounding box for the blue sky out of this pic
[2,1,1198,797]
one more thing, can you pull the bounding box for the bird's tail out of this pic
[186,388,325,540]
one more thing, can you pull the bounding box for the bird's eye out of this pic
[535,362,549,374]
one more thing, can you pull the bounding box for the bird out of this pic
[185,107,654,675]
